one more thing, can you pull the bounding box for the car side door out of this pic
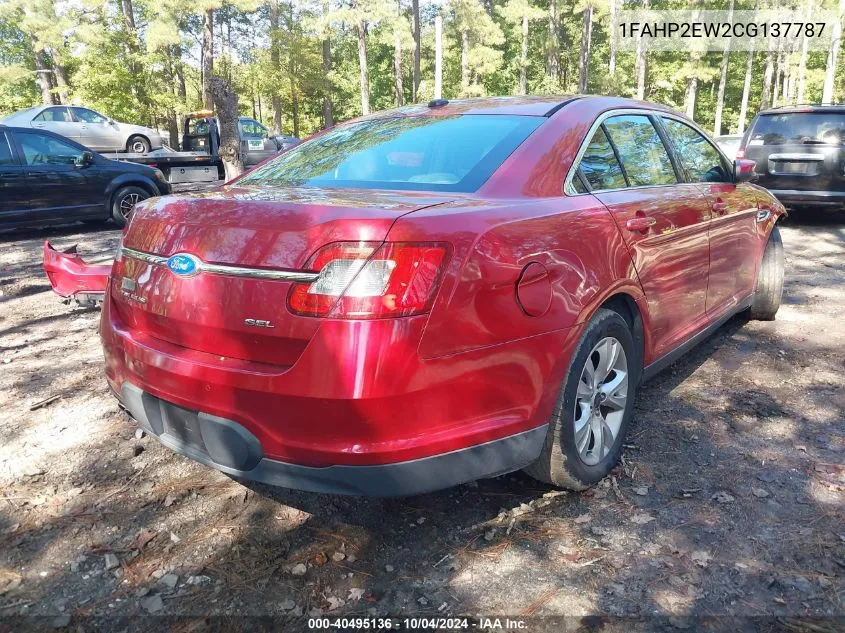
[11,130,105,222]
[31,106,81,143]
[0,130,28,224]
[660,116,759,316]
[570,112,713,361]
[72,107,123,151]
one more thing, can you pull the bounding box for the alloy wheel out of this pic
[574,336,629,466]
[131,140,147,153]
[119,193,142,219]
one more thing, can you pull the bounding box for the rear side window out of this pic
[0,132,14,166]
[662,118,730,183]
[748,112,845,146]
[603,115,677,187]
[237,114,543,193]
[33,107,73,123]
[16,132,83,166]
[577,126,627,191]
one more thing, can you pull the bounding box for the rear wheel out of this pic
[524,308,640,490]
[111,186,149,227]
[749,225,784,321]
[127,135,151,154]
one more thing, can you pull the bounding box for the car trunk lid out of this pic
[111,186,452,367]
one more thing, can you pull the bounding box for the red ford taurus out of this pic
[100,96,785,496]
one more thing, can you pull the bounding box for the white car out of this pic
[715,134,743,160]
[0,105,164,154]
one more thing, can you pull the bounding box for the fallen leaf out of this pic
[632,486,649,496]
[130,529,157,551]
[691,551,711,568]
[314,552,328,566]
[712,491,735,503]
[630,513,655,525]
[751,487,769,498]
[573,513,591,524]
[348,588,365,601]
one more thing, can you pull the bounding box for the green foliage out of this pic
[0,0,842,138]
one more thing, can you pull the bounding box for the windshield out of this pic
[236,114,543,192]
[749,112,845,146]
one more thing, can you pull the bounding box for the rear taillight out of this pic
[288,241,448,319]
[735,148,745,159]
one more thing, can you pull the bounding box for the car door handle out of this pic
[626,216,656,232]
[711,201,728,213]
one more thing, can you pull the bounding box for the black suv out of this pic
[740,105,845,211]
[0,124,171,230]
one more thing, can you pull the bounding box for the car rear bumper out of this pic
[100,288,576,493]
[769,189,845,208]
[120,381,548,496]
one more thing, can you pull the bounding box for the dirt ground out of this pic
[0,210,842,632]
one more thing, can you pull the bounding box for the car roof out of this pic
[758,104,845,115]
[358,95,682,122]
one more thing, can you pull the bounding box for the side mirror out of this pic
[734,158,756,183]
[75,151,94,167]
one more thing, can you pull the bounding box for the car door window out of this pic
[238,119,267,139]
[72,108,109,124]
[603,115,677,186]
[575,126,627,192]
[17,132,83,166]
[0,132,15,165]
[33,107,73,123]
[662,118,730,183]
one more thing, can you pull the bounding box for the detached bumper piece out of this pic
[42,241,111,306]
[120,382,548,497]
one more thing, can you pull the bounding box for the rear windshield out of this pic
[748,112,845,146]
[236,114,543,192]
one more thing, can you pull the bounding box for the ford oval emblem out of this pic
[166,253,201,277]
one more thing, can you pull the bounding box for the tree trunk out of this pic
[761,35,775,110]
[772,39,783,108]
[797,1,812,103]
[210,76,244,180]
[322,37,333,127]
[434,15,443,99]
[577,6,592,94]
[685,75,697,119]
[202,9,215,110]
[356,20,370,115]
[822,0,844,104]
[412,0,420,102]
[461,29,469,94]
[322,0,333,128]
[713,0,733,135]
[635,0,648,100]
[51,62,70,104]
[292,92,300,137]
[394,30,404,106]
[519,15,528,95]
[287,0,300,135]
[737,48,754,134]
[269,0,282,134]
[33,46,56,105]
[608,0,616,79]
[546,0,560,82]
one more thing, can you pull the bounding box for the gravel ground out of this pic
[0,210,842,632]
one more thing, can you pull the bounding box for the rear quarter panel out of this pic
[385,195,645,360]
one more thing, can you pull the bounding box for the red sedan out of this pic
[99,96,785,496]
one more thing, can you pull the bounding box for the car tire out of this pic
[111,186,150,227]
[127,135,151,154]
[523,308,640,490]
[748,225,784,321]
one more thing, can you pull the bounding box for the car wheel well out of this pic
[111,180,156,202]
[599,293,645,375]
[126,134,151,150]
